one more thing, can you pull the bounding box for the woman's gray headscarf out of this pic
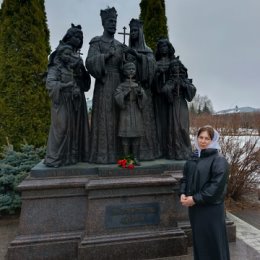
[194,126,221,157]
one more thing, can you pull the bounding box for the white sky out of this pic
[1,0,260,112]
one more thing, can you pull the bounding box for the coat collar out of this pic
[200,148,218,158]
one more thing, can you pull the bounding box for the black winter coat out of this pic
[179,148,229,205]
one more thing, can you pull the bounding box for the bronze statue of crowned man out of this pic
[85,7,126,164]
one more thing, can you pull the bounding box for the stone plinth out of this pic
[7,175,89,260]
[78,175,187,260]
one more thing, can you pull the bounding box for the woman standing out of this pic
[180,125,230,260]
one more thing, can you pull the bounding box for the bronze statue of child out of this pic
[114,62,147,165]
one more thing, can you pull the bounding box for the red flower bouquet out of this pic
[117,155,135,169]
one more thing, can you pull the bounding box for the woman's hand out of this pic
[126,48,137,57]
[126,48,141,61]
[180,194,186,202]
[180,195,195,207]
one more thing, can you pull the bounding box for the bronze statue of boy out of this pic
[114,62,147,165]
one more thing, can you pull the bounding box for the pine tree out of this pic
[139,0,168,51]
[0,0,51,148]
[139,0,148,23]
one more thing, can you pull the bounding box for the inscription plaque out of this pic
[105,202,160,228]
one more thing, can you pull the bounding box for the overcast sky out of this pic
[1,0,260,111]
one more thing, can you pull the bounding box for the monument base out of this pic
[78,175,187,259]
[8,232,81,260]
[79,230,186,260]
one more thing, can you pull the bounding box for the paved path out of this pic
[151,212,260,260]
[232,208,260,230]
[153,210,260,260]
[227,211,260,256]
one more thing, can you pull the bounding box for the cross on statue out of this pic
[118,26,130,44]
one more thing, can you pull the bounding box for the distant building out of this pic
[215,106,260,115]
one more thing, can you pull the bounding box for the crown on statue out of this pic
[100,7,117,22]
[129,19,143,28]
[66,23,82,36]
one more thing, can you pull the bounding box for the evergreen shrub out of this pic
[0,144,45,215]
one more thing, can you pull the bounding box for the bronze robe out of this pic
[114,81,146,137]
[86,36,124,163]
[162,78,196,159]
[45,63,91,167]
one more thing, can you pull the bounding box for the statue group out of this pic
[44,7,196,167]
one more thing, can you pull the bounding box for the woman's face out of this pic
[197,130,212,150]
[130,27,139,40]
[169,62,179,76]
[67,32,82,49]
[159,42,169,55]
[60,48,72,64]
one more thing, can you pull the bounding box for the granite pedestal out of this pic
[78,175,187,259]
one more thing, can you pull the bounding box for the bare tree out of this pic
[219,133,260,201]
[189,94,214,114]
